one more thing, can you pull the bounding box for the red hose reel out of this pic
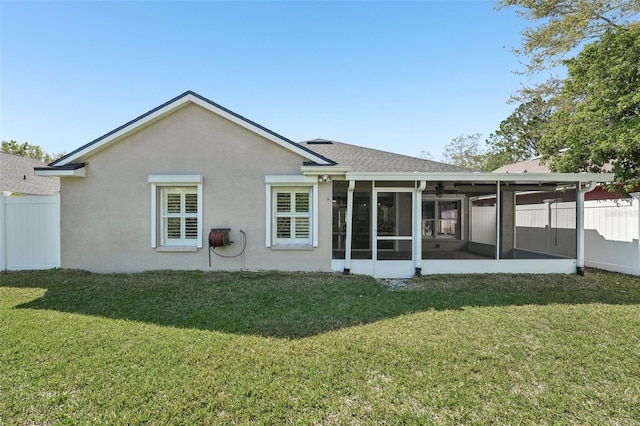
[209,228,231,249]
[209,228,231,266]
[208,228,247,266]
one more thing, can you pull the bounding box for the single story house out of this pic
[35,91,613,277]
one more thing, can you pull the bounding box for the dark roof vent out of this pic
[306,138,334,145]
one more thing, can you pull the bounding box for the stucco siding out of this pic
[60,103,332,273]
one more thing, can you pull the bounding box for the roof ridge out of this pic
[299,139,473,172]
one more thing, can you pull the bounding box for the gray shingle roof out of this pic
[492,157,550,174]
[299,139,473,173]
[0,152,60,195]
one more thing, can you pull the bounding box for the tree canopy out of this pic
[488,0,639,192]
[484,95,551,169]
[539,23,640,193]
[495,0,640,73]
[1,140,63,164]
[441,134,489,170]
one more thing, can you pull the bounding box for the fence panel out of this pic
[0,194,60,270]
[470,205,496,245]
[513,197,639,275]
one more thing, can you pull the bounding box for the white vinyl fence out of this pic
[516,201,577,258]
[514,195,640,275]
[471,195,640,275]
[0,194,60,270]
[583,197,640,275]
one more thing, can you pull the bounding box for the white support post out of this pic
[495,181,501,260]
[576,181,597,275]
[344,180,356,274]
[414,181,426,276]
[632,192,640,276]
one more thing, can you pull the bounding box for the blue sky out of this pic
[1,0,533,161]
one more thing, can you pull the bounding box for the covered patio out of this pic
[327,172,613,278]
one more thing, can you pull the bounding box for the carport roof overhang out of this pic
[341,172,615,185]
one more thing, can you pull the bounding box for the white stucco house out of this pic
[35,91,613,277]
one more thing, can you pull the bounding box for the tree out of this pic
[441,133,489,170]
[418,150,434,160]
[539,23,640,193]
[1,140,63,163]
[495,0,640,73]
[484,95,552,170]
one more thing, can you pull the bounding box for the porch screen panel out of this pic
[377,191,412,261]
[332,180,372,260]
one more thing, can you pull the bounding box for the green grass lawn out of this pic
[1,269,639,425]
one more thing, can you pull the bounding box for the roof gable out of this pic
[51,91,334,167]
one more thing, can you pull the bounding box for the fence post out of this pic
[632,192,640,276]
[0,194,5,271]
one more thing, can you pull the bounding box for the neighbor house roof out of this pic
[493,157,550,174]
[0,152,60,195]
[298,139,472,173]
[48,91,335,168]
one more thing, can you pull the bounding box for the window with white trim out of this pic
[162,187,199,246]
[422,199,461,240]
[273,188,312,245]
[148,175,203,250]
[265,176,318,248]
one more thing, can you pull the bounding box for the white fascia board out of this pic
[301,165,351,175]
[345,171,614,183]
[148,174,202,184]
[187,96,332,166]
[34,167,85,177]
[58,93,331,166]
[56,102,189,166]
[265,175,318,184]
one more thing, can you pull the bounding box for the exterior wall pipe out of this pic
[414,180,427,276]
[495,181,501,259]
[343,180,356,275]
[576,181,598,275]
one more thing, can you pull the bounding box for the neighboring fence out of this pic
[471,195,640,275]
[470,205,496,245]
[583,197,640,276]
[514,196,640,275]
[516,201,577,258]
[0,194,60,270]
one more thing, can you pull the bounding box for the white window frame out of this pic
[148,175,203,250]
[421,196,465,240]
[265,176,318,248]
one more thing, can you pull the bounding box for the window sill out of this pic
[156,246,199,252]
[270,245,314,251]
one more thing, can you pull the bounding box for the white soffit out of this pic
[344,172,615,183]
[34,166,86,178]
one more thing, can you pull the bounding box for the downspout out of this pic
[495,181,501,260]
[414,180,427,276]
[343,180,356,275]
[576,181,598,275]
